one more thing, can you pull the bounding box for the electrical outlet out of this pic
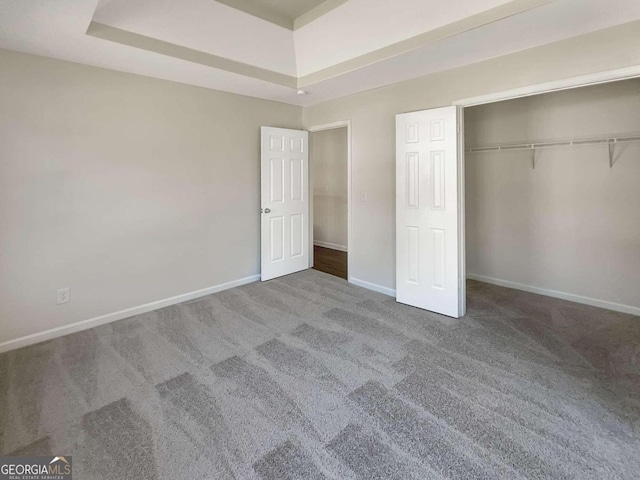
[57,287,70,305]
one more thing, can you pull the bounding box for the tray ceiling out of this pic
[215,0,348,30]
[1,0,640,106]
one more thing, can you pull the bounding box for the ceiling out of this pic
[1,0,640,106]
[214,0,346,29]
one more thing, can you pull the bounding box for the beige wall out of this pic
[465,79,640,308]
[0,48,302,345]
[311,127,348,250]
[3,19,640,347]
[303,20,640,294]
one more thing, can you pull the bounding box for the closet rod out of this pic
[465,134,640,154]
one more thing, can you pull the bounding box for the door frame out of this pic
[452,66,640,310]
[453,65,640,108]
[307,120,352,282]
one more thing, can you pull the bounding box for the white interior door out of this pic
[261,127,309,281]
[396,106,465,317]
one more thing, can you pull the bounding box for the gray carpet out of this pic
[1,269,639,479]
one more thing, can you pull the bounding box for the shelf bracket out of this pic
[531,148,536,170]
[608,140,616,168]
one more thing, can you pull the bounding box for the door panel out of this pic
[396,107,464,317]
[261,127,309,281]
[290,158,303,201]
[290,214,303,257]
[270,159,284,202]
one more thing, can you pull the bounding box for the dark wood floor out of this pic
[313,245,347,279]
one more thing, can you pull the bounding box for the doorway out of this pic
[461,78,640,315]
[309,122,351,280]
[391,71,640,319]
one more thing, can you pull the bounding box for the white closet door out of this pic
[396,107,465,318]
[261,127,309,281]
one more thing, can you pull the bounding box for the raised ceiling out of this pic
[215,0,348,30]
[1,0,640,106]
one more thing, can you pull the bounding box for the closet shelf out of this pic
[465,134,640,153]
[465,133,640,169]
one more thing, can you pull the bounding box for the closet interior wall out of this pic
[464,78,640,311]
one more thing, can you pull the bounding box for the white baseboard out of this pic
[467,273,640,316]
[314,241,347,252]
[350,277,396,297]
[0,274,260,354]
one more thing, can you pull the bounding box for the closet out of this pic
[463,78,640,312]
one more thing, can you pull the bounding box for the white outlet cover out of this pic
[57,287,70,305]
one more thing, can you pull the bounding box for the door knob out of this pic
[264,208,271,213]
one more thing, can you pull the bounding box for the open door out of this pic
[261,127,309,281]
[396,107,465,318]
